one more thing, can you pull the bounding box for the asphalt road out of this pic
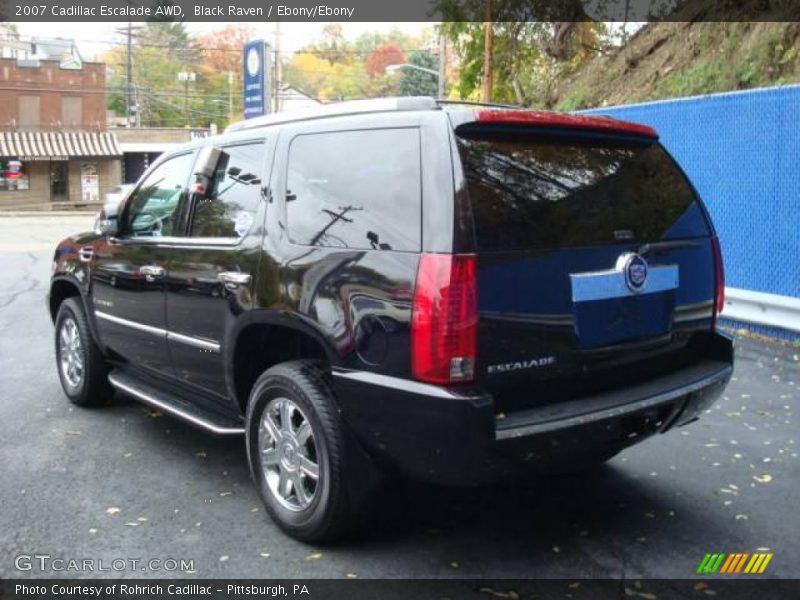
[0,215,798,581]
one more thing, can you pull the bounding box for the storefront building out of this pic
[0,131,121,207]
[0,42,122,209]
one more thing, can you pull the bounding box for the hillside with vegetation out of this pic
[552,21,800,110]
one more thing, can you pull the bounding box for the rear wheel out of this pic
[246,360,368,542]
[54,298,113,407]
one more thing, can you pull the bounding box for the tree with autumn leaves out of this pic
[104,23,253,128]
[283,26,439,102]
[101,19,612,128]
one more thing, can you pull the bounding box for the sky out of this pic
[10,22,433,60]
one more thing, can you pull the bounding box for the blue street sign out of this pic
[243,40,270,119]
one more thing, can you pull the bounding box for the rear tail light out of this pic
[711,235,725,327]
[411,254,477,384]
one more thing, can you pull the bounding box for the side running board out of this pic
[108,370,245,435]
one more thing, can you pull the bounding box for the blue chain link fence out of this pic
[582,85,800,337]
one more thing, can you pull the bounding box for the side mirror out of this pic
[94,201,119,236]
[190,146,223,199]
[194,146,222,179]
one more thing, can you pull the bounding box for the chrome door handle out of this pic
[140,265,166,282]
[218,271,251,289]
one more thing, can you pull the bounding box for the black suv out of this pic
[48,97,733,541]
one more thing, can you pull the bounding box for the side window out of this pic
[124,153,194,238]
[286,129,421,252]
[190,142,265,238]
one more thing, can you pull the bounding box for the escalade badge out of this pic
[617,252,648,292]
[487,355,556,375]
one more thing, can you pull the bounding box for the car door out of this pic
[91,152,195,376]
[165,139,271,401]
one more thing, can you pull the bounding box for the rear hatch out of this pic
[452,112,718,413]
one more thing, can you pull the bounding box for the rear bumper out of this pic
[332,332,733,485]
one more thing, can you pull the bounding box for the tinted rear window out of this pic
[456,131,709,252]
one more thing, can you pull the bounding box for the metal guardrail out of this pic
[723,287,800,334]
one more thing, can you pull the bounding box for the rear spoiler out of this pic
[470,109,659,140]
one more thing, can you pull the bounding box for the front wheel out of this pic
[54,297,113,407]
[246,361,368,543]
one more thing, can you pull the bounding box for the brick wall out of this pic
[0,58,106,131]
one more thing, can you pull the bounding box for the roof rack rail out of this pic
[437,99,527,110]
[226,96,438,133]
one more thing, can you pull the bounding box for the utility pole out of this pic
[437,33,446,99]
[228,71,234,124]
[178,71,195,128]
[126,21,132,126]
[273,21,282,112]
[115,21,141,127]
[482,1,494,103]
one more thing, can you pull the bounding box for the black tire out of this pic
[54,297,113,407]
[246,360,370,543]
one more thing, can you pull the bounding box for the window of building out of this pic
[61,97,82,128]
[0,160,30,191]
[18,95,40,129]
[286,128,421,252]
[190,142,265,238]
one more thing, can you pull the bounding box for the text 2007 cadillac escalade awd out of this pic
[48,98,733,541]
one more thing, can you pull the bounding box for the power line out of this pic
[139,91,228,118]
[0,85,238,99]
[0,33,429,57]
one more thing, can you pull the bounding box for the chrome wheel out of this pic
[259,397,320,511]
[58,317,84,389]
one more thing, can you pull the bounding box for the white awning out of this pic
[0,131,122,160]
